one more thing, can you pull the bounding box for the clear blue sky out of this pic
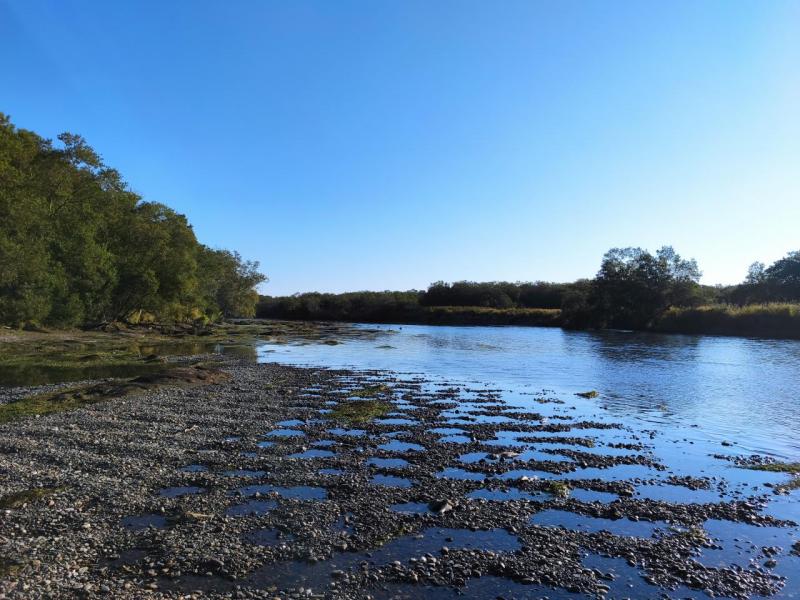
[3,1,799,294]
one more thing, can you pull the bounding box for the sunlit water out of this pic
[259,324,800,460]
[255,323,800,599]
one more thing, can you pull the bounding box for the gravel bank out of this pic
[0,358,794,599]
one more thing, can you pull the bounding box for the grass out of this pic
[744,462,800,474]
[655,303,800,339]
[0,364,230,424]
[742,462,800,495]
[0,559,23,578]
[349,384,392,398]
[777,478,800,493]
[0,384,102,424]
[0,487,58,509]
[327,400,393,424]
[547,480,572,498]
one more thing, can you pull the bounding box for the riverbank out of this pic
[1,349,797,598]
[257,304,800,340]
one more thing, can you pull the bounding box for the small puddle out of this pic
[371,474,413,488]
[459,452,491,464]
[570,488,619,503]
[245,527,520,591]
[497,469,554,481]
[634,483,722,504]
[328,428,366,437]
[225,499,277,517]
[159,486,205,498]
[390,502,431,514]
[378,441,425,453]
[121,514,167,530]
[289,449,336,459]
[245,528,295,547]
[319,468,345,476]
[440,435,472,444]
[531,509,661,538]
[223,469,265,477]
[236,484,327,501]
[435,468,485,481]
[376,418,418,426]
[179,464,208,473]
[265,429,305,438]
[367,457,409,469]
[467,488,539,501]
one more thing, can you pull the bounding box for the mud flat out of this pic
[1,354,798,599]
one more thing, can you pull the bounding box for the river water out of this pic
[259,324,800,460]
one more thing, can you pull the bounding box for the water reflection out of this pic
[258,324,800,458]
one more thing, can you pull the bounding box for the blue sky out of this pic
[3,1,799,294]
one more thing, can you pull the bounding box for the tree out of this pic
[588,246,702,329]
[0,113,266,327]
[745,262,766,284]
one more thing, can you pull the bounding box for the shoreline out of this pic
[1,354,795,598]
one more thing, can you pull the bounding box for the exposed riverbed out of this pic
[1,322,799,599]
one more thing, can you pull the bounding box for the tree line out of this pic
[0,113,265,328]
[257,247,800,332]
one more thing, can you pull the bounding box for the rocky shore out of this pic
[0,357,796,599]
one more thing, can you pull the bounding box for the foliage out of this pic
[257,290,422,322]
[328,400,393,423]
[654,304,800,339]
[726,250,800,305]
[421,280,575,309]
[584,246,702,329]
[0,113,265,327]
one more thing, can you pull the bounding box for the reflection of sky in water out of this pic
[258,324,800,459]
